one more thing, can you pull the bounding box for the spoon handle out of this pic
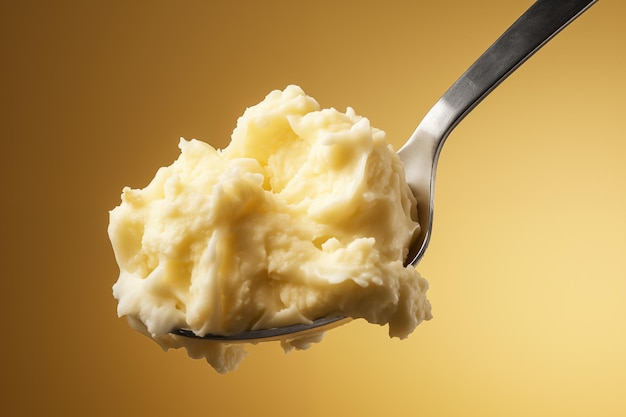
[430,0,596,140]
[399,0,597,265]
[407,0,597,150]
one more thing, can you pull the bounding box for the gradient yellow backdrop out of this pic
[2,0,625,416]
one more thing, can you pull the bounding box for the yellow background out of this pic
[2,0,625,416]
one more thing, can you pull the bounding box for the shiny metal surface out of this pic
[401,0,597,266]
[176,0,597,342]
[172,316,351,343]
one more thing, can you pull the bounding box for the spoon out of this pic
[172,0,597,343]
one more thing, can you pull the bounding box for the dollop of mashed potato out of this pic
[109,85,432,373]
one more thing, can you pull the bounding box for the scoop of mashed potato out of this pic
[109,85,432,373]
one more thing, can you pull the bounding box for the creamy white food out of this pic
[109,85,432,373]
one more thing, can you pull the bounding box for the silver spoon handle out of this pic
[405,0,597,151]
[399,0,597,265]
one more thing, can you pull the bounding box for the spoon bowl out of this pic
[174,0,597,342]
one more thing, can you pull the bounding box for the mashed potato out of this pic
[109,85,432,373]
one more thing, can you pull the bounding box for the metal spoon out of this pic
[172,0,597,343]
